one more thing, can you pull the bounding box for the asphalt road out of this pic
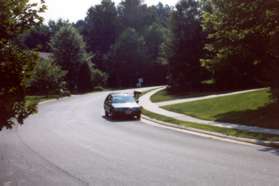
[1,89,279,186]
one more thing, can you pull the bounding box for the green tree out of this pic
[0,0,46,129]
[50,25,90,91]
[118,0,153,32]
[153,3,172,27]
[48,19,71,37]
[143,23,168,84]
[19,24,51,52]
[74,20,87,37]
[91,68,108,88]
[19,19,71,53]
[167,0,206,91]
[144,23,167,63]
[84,0,118,71]
[75,0,173,86]
[77,62,93,93]
[118,0,142,30]
[109,28,145,87]
[26,59,67,95]
[77,62,108,92]
[85,0,118,53]
[201,0,279,90]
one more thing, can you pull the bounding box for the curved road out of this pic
[1,89,279,186]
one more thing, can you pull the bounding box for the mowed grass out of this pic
[163,89,279,129]
[25,95,60,106]
[150,89,178,102]
[150,89,222,103]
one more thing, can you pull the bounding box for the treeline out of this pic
[22,0,279,93]
[21,0,172,90]
[22,20,108,95]
[164,0,279,92]
[201,0,279,91]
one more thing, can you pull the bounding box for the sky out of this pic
[30,0,177,23]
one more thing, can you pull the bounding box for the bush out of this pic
[77,62,108,93]
[26,59,67,95]
[94,86,105,91]
[91,68,108,88]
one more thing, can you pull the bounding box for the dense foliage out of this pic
[166,0,206,91]
[50,25,91,91]
[19,24,51,52]
[26,59,67,95]
[20,0,171,88]
[201,0,279,90]
[83,0,118,71]
[19,19,71,52]
[0,0,46,129]
[109,28,146,87]
[19,0,279,93]
[77,62,108,93]
[82,0,171,87]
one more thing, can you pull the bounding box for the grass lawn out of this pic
[25,95,60,106]
[162,89,279,129]
[150,89,229,103]
[150,89,180,102]
[142,109,279,142]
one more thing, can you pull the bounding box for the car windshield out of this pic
[112,95,135,104]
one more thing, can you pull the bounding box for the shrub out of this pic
[26,59,67,95]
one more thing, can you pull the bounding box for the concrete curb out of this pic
[141,114,279,148]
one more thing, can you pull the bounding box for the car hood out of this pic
[112,102,140,109]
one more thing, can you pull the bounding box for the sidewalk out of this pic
[139,87,279,136]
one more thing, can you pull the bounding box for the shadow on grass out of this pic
[164,84,252,99]
[214,98,279,129]
[167,89,234,99]
[152,88,233,103]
